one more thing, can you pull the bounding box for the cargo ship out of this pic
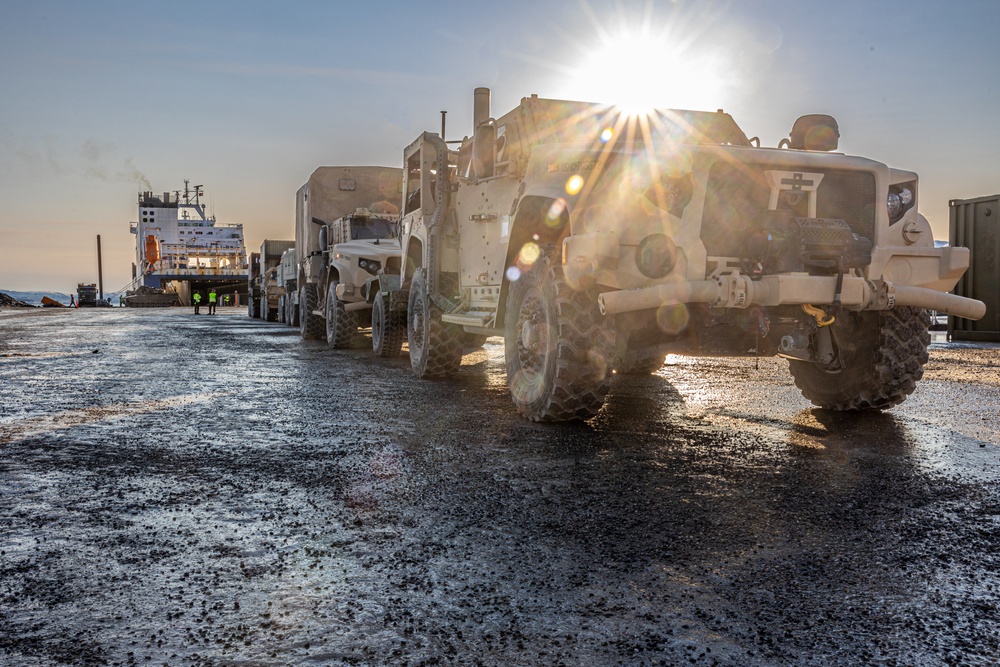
[127,181,248,307]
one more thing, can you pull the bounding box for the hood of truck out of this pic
[332,237,401,262]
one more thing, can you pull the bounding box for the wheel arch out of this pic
[326,267,342,286]
[402,237,424,288]
[496,195,571,328]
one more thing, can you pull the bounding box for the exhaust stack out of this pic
[473,87,491,129]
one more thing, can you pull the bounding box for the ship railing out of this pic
[160,242,245,249]
[149,267,249,276]
[161,249,245,256]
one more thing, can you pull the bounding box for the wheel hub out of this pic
[516,294,545,375]
[372,305,382,345]
[411,299,424,349]
[520,319,538,351]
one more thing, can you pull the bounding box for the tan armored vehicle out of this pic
[276,248,298,326]
[323,208,405,354]
[251,239,294,321]
[294,167,403,351]
[396,87,985,421]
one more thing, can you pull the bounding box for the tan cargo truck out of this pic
[294,167,402,346]
[395,87,986,421]
[248,239,295,322]
[276,248,298,326]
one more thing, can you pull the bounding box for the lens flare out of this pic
[656,303,690,335]
[506,266,522,281]
[600,128,614,143]
[519,242,541,265]
[566,174,585,196]
[546,198,567,227]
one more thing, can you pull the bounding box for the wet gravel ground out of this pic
[1,307,998,667]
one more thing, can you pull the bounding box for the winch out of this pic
[744,209,872,276]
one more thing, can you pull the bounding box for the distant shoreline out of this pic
[1,290,75,308]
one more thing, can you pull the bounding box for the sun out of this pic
[563,16,730,115]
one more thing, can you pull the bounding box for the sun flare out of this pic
[565,20,729,115]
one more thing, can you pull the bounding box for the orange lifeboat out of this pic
[144,235,161,266]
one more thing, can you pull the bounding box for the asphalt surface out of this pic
[1,306,998,667]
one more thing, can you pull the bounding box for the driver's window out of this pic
[404,150,422,215]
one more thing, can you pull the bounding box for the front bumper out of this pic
[596,273,986,321]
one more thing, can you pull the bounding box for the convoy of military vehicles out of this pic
[247,240,295,321]
[251,87,986,422]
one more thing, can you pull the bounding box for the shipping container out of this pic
[949,194,1000,342]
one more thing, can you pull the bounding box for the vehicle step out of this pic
[441,311,494,326]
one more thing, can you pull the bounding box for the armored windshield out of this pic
[522,97,751,147]
[350,216,396,240]
[651,109,751,146]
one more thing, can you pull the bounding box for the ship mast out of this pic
[179,180,205,220]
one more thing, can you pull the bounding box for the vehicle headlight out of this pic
[887,183,915,223]
[887,193,901,218]
[635,234,677,279]
[359,259,381,276]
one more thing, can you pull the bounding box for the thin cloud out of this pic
[201,61,440,86]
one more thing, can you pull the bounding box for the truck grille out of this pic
[701,162,876,257]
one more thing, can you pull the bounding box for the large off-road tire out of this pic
[407,268,464,378]
[277,296,286,324]
[248,298,257,318]
[261,299,273,322]
[372,292,405,358]
[325,282,358,349]
[504,256,614,422]
[299,284,325,340]
[789,307,930,410]
[287,295,299,327]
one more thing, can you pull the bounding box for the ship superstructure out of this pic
[128,180,248,303]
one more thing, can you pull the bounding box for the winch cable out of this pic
[831,257,845,318]
[802,304,835,327]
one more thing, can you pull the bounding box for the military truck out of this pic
[276,248,298,326]
[76,283,99,307]
[395,87,986,421]
[251,240,294,321]
[294,167,402,346]
[319,209,405,354]
[247,252,261,317]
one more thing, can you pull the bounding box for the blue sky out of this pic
[2,0,999,293]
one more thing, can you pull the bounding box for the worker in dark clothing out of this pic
[193,291,202,314]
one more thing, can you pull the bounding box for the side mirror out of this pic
[788,114,839,151]
[472,122,496,180]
